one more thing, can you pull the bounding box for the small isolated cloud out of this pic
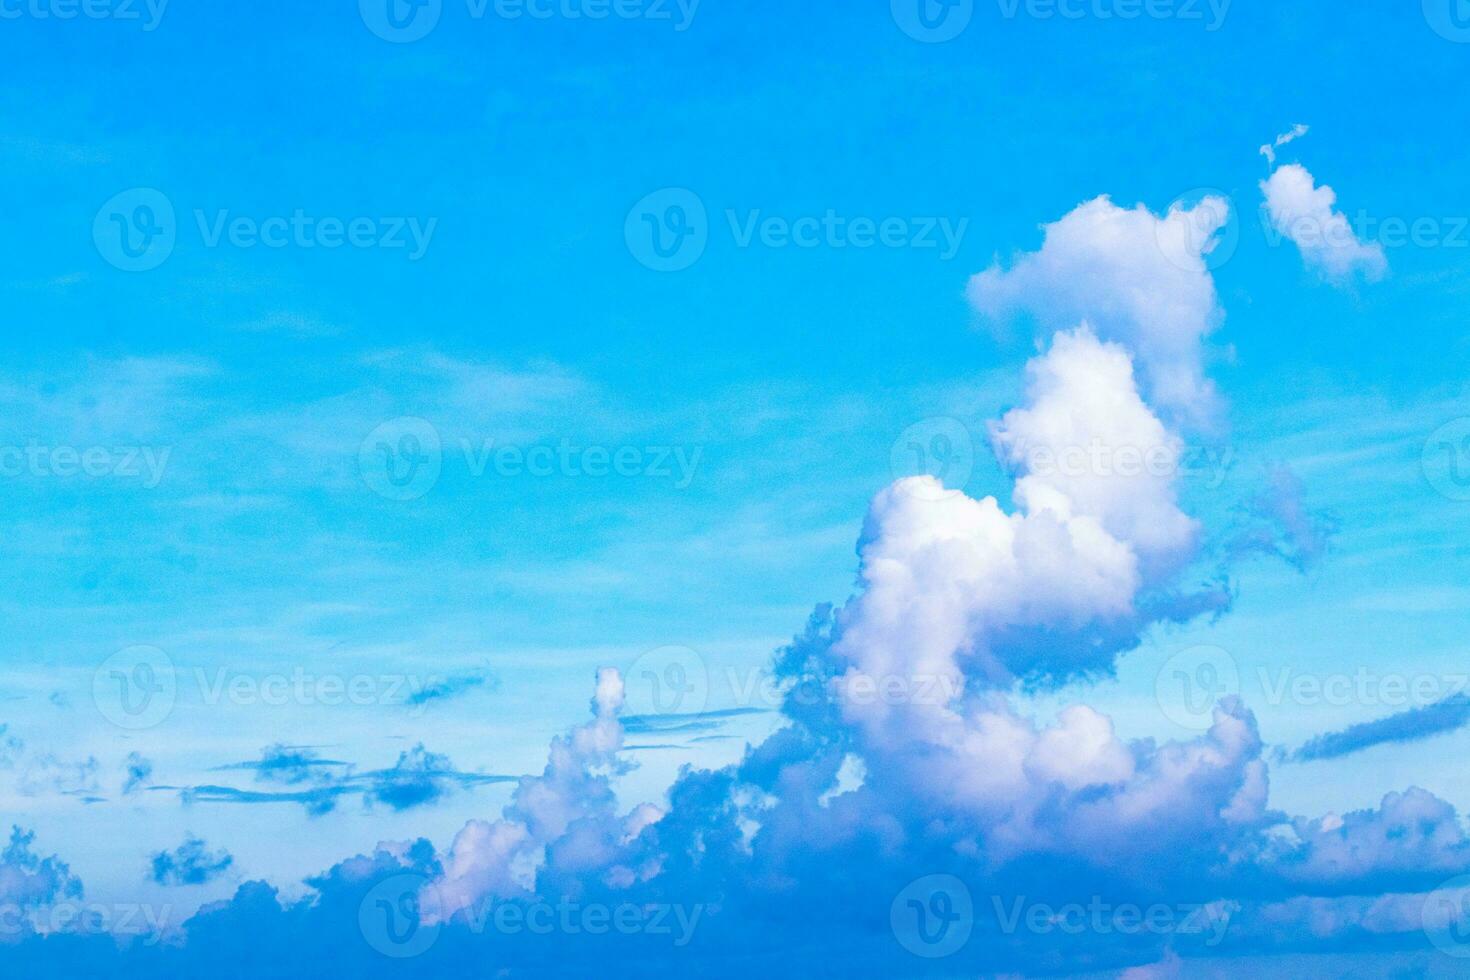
[0,725,22,768]
[403,667,499,708]
[1290,694,1470,762]
[1259,123,1309,167]
[0,827,83,942]
[16,754,99,800]
[122,752,153,795]
[620,707,767,737]
[211,744,350,786]
[1261,163,1387,285]
[1231,465,1337,572]
[175,743,514,816]
[150,835,234,887]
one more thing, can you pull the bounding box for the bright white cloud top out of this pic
[1261,162,1389,286]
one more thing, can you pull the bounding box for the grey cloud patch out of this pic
[1230,465,1337,572]
[169,743,517,816]
[210,744,349,785]
[122,752,153,795]
[620,707,768,736]
[404,667,499,707]
[1290,694,1470,762]
[150,835,234,887]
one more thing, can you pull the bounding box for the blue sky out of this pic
[4,1,1470,976]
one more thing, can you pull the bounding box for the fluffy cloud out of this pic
[2,193,1465,978]
[0,828,82,945]
[967,195,1229,422]
[150,835,235,887]
[1261,164,1388,285]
